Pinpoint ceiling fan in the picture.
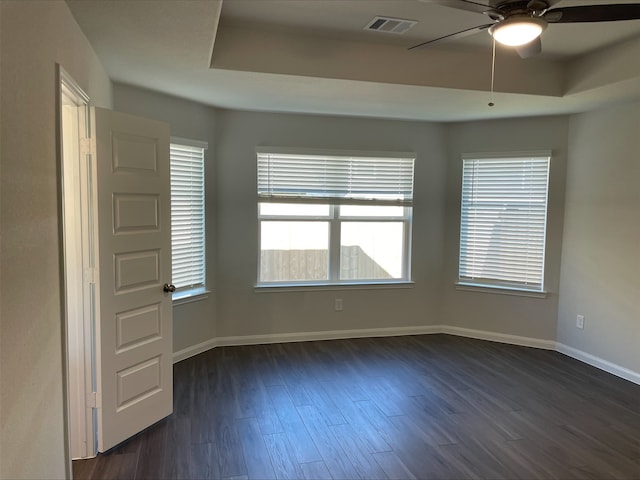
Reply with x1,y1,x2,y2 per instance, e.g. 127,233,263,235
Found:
410,0,640,58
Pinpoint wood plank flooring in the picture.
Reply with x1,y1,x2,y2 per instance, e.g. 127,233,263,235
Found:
73,334,640,479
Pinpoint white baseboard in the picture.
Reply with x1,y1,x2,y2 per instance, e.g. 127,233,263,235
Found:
172,325,439,362
172,325,638,385
214,325,441,348
173,325,440,363
173,337,218,363
556,342,640,385
439,325,557,350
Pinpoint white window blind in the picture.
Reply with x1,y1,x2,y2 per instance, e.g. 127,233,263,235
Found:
257,151,415,205
459,154,550,292
170,140,206,290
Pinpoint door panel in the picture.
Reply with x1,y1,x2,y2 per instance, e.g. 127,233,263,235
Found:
113,194,160,233
94,108,172,452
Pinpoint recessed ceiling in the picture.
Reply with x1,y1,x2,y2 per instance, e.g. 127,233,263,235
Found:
219,0,640,58
67,0,640,121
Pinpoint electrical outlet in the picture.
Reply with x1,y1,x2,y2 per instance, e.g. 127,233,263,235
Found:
335,298,343,311
576,314,585,329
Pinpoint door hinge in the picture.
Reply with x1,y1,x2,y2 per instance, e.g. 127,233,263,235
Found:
86,391,97,409
80,137,92,156
83,268,97,284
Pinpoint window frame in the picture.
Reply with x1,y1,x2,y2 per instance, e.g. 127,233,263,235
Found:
169,137,209,303
456,151,551,296
256,149,415,287
257,203,412,286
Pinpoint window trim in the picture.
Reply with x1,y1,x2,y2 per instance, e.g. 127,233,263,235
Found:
254,280,415,292
457,151,551,294
455,282,547,298
172,286,211,305
169,137,208,300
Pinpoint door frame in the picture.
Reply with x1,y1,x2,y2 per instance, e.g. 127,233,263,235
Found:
57,65,99,463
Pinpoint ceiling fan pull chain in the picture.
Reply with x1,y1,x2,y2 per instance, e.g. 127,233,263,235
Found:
489,38,496,107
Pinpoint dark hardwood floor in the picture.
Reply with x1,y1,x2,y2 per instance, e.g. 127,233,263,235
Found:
73,334,640,479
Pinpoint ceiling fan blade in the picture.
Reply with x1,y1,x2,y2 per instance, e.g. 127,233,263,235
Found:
419,0,496,15
544,4,640,23
408,24,492,51
515,37,542,58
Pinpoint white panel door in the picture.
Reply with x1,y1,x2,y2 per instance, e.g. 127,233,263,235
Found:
94,108,173,452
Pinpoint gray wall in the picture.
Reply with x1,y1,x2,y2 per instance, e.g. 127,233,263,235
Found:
442,116,569,341
213,110,448,338
0,1,112,478
113,84,217,352
557,101,640,373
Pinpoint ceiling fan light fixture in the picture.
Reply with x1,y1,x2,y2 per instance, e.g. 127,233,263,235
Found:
489,16,547,47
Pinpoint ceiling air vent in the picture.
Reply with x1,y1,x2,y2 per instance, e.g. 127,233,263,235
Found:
365,16,417,35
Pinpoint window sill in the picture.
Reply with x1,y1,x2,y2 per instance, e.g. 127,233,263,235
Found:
455,282,547,299
255,281,414,293
172,287,210,306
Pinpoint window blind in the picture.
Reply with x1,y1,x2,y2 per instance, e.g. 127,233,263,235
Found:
170,142,206,290
257,151,415,205
459,154,550,292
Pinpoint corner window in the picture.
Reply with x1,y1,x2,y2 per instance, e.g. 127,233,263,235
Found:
170,138,207,295
257,150,415,286
458,153,551,293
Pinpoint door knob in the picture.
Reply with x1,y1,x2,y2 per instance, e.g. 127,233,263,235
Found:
163,283,176,293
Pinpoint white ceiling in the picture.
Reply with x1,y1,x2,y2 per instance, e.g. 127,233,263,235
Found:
67,0,640,121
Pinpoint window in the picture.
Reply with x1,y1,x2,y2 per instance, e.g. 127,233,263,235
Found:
458,153,551,293
257,150,415,285
170,138,207,294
